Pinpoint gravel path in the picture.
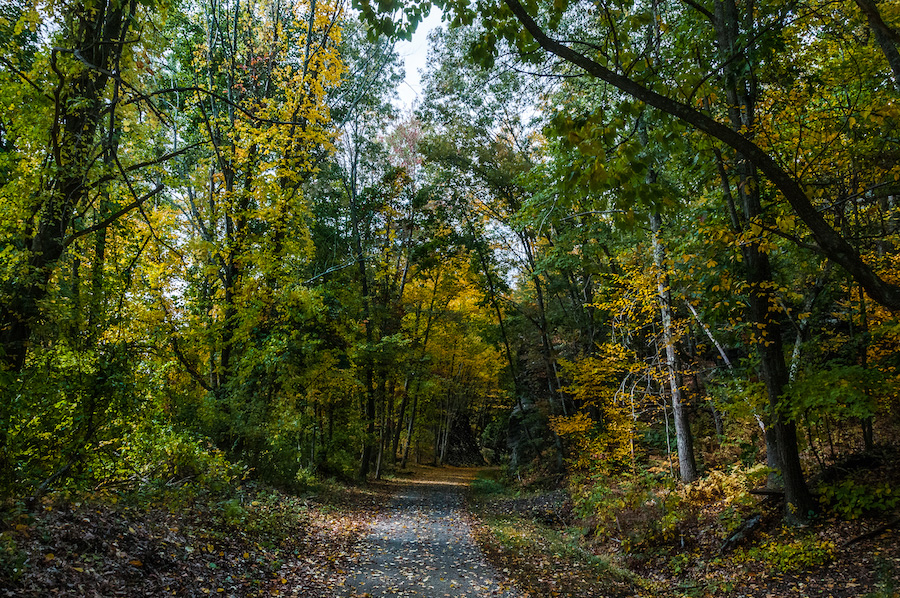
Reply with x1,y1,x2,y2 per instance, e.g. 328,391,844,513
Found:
336,467,520,598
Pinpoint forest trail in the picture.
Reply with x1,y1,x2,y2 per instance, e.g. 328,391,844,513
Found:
337,467,520,598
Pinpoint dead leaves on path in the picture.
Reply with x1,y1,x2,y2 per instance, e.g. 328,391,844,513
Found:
339,467,521,598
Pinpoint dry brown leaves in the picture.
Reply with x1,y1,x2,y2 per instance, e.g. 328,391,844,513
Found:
0,481,397,598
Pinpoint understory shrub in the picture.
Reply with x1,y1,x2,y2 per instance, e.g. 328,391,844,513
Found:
118,421,246,492
572,464,768,552
818,478,899,519
739,535,836,572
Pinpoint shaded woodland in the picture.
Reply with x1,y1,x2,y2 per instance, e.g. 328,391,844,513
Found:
1,0,900,593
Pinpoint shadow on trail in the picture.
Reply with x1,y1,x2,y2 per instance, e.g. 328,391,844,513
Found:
336,467,520,598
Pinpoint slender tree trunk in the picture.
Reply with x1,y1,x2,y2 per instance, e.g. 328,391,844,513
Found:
650,212,698,483
466,219,538,457
400,391,418,469
374,373,389,479
392,377,410,460
440,407,453,465
522,235,566,416
638,108,697,483
345,121,376,481
857,283,875,451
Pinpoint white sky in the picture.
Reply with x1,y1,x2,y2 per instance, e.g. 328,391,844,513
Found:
393,8,443,110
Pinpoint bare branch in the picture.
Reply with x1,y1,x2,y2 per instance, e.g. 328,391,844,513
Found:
63,185,164,247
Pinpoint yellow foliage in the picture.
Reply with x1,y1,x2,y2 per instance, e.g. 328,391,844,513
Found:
552,350,637,474
678,464,768,508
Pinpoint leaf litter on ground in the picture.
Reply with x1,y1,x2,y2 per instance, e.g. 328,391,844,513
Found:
0,479,395,597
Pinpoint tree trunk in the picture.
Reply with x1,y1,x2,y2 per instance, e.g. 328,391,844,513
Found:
400,391,418,469
346,120,376,482
712,0,816,523
856,283,875,452
392,377,410,460
0,0,137,373
650,212,698,483
466,218,538,457
855,0,900,90
0,0,137,480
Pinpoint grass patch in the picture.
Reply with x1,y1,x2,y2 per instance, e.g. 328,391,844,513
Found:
475,512,641,597
471,475,511,497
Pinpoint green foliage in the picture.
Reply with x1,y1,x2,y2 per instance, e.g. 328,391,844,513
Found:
1,0,899,539
220,498,247,526
864,558,900,598
785,364,881,424
707,376,768,432
0,529,26,582
739,536,836,572
470,472,510,497
294,467,318,492
119,422,246,492
818,479,900,520
217,489,311,546
319,435,364,481
570,464,770,553
569,469,680,552
1,340,148,494
667,551,692,576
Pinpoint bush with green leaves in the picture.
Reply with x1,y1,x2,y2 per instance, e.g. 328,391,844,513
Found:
294,467,318,492
818,478,899,520
118,420,246,492
739,535,835,572
784,364,880,426
571,464,771,552
569,469,678,551
0,340,144,495
0,530,26,583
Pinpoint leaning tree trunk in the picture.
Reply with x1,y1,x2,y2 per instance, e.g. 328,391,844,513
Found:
855,0,900,90
501,0,900,311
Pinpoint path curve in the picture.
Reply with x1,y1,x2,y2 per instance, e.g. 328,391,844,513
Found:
337,467,520,598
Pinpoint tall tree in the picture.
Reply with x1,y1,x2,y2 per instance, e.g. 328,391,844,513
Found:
356,0,900,311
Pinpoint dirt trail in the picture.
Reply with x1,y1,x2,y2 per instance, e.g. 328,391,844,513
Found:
336,467,520,598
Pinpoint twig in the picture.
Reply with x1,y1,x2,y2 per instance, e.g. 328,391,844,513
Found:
843,516,900,547
63,185,164,247
749,488,784,497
